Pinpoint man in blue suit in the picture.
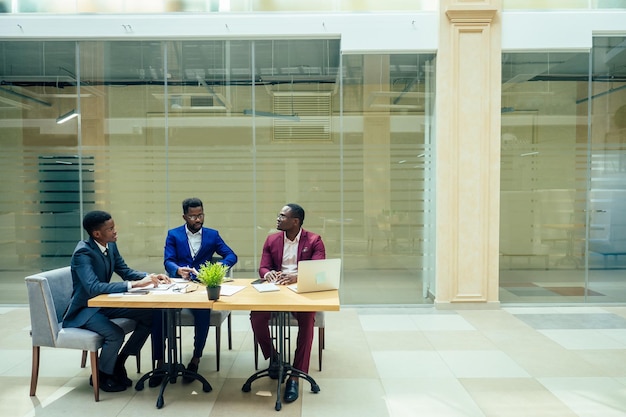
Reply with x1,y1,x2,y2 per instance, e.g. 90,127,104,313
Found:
163,197,237,382
63,210,170,392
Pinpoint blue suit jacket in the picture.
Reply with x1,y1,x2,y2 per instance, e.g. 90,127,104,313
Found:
63,238,147,328
164,225,237,278
259,228,325,278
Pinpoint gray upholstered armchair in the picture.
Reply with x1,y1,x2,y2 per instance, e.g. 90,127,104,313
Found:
25,267,138,401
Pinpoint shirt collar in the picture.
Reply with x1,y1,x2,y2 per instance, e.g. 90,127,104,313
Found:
284,229,302,244
95,241,108,254
186,225,202,237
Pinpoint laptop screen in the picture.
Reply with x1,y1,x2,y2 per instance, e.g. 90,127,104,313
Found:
291,258,341,293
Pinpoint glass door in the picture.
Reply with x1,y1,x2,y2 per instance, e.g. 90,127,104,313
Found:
500,51,590,302
587,36,626,302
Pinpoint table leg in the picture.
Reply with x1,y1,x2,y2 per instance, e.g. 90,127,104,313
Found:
241,311,320,411
135,309,212,408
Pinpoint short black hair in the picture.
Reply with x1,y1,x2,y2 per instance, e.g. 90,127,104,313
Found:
286,203,305,225
82,210,112,237
182,197,203,214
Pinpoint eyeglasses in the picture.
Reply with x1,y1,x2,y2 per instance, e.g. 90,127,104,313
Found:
186,213,205,221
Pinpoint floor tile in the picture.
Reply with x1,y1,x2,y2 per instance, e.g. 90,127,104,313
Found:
538,377,626,417
461,378,579,417
438,351,531,378
372,351,455,378
539,329,626,349
382,377,486,417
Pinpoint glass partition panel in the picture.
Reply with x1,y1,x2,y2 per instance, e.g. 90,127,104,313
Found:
341,53,434,304
588,36,626,301
164,39,255,273
500,51,591,302
252,39,342,268
0,37,435,306
0,40,84,290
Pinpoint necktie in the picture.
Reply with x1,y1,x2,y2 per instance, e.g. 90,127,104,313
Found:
103,248,111,276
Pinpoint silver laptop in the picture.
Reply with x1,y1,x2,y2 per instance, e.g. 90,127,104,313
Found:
288,258,341,293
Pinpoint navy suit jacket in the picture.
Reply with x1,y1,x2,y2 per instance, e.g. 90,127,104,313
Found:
259,228,325,278
63,238,147,328
164,225,237,278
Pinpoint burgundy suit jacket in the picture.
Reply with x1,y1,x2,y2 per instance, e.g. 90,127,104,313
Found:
258,228,326,278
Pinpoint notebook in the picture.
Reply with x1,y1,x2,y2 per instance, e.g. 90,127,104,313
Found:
287,258,341,293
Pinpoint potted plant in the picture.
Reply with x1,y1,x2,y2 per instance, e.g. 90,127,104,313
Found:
196,261,229,300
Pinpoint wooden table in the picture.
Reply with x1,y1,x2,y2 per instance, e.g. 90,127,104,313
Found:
214,279,340,411
90,279,340,411
89,287,214,408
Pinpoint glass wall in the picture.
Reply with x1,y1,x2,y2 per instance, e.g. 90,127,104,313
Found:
0,39,435,305
588,36,626,300
500,50,589,302
500,37,626,303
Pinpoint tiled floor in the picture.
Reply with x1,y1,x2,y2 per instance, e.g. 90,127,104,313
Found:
2,305,626,417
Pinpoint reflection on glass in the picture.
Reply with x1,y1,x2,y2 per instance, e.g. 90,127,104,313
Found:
0,38,434,306
500,42,626,304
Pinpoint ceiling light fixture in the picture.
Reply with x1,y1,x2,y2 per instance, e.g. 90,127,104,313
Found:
0,86,52,107
56,109,78,124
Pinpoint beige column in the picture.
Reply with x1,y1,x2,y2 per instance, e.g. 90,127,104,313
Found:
435,0,502,308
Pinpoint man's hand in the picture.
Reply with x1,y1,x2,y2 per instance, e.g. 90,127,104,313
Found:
276,273,297,285
264,270,282,283
133,273,171,288
177,266,199,280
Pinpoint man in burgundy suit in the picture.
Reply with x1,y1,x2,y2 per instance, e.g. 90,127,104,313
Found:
250,203,325,404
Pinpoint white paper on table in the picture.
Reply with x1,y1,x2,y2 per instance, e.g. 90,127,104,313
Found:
149,283,176,291
219,285,246,296
252,282,279,292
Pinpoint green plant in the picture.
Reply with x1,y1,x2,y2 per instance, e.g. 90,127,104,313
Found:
196,261,229,288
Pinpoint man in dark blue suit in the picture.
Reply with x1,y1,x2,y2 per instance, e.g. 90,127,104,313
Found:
63,210,170,392
163,197,237,382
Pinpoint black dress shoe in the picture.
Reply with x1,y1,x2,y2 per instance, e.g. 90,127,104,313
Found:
268,361,289,380
89,372,127,392
182,361,198,384
114,366,132,387
101,375,128,392
268,362,280,380
283,379,299,403
114,360,132,387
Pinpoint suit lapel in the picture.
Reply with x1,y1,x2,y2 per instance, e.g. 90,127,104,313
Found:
104,246,112,278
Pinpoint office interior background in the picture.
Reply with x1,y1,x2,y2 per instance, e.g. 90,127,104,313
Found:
1,1,626,307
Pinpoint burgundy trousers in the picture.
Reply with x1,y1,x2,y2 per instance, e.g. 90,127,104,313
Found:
250,310,315,373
